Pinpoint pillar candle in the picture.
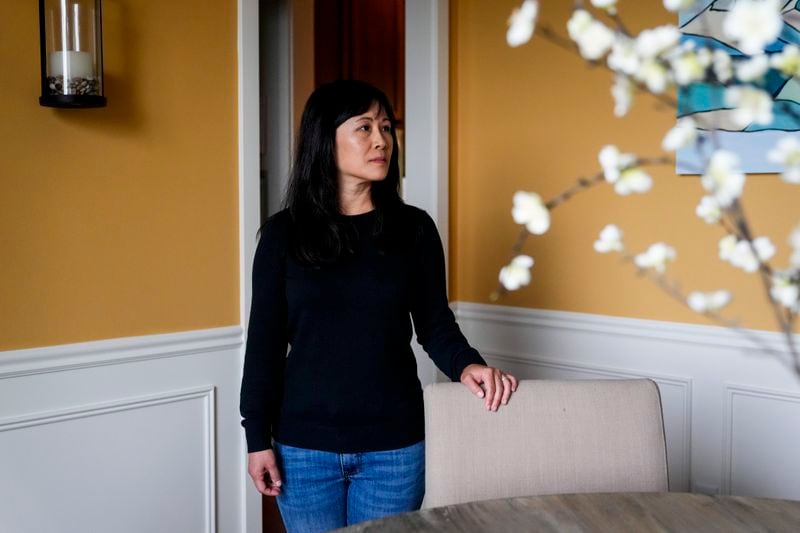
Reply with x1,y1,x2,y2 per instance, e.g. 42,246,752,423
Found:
48,50,93,79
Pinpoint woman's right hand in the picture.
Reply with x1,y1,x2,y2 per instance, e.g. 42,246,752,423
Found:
248,449,283,496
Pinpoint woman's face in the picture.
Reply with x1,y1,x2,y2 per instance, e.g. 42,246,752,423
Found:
334,101,394,186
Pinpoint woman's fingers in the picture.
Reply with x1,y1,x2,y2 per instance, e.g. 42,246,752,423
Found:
483,370,496,410
461,373,485,399
249,450,282,496
265,462,283,496
501,378,512,405
249,464,270,495
263,483,281,496
263,453,282,496
252,472,268,495
266,464,282,487
460,366,518,410
491,372,504,411
501,373,518,404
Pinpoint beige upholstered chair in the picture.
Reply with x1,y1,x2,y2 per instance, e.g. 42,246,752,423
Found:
422,379,668,508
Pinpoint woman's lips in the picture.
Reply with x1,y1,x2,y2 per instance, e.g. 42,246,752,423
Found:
369,158,387,164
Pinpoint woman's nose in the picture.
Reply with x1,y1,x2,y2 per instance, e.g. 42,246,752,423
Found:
372,128,388,148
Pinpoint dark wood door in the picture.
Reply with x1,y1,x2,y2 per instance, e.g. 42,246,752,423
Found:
263,494,286,533
314,0,405,124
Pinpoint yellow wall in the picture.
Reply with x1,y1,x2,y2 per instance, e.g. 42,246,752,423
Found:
450,0,799,333
0,1,239,350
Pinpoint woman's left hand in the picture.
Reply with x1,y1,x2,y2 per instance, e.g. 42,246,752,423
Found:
460,364,518,411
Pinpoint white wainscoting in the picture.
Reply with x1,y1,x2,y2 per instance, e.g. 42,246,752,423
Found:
452,302,800,499
722,384,800,499
0,327,245,533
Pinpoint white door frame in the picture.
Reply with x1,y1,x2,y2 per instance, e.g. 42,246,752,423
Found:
404,0,450,264
237,1,261,531
237,1,450,529
404,0,451,388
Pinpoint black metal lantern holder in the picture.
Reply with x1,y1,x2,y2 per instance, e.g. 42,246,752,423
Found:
39,0,106,108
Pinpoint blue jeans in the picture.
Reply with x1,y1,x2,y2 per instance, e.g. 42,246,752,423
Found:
273,440,425,532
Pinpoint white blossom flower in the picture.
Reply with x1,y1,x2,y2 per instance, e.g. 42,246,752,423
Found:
635,58,672,93
723,0,783,56
790,223,800,251
729,241,760,272
598,145,653,195
727,236,776,273
567,9,592,40
599,145,632,181
607,37,639,75
735,54,769,82
663,0,696,12
635,25,681,59
687,290,732,314
702,150,746,207
770,44,800,77
770,271,799,311
635,242,677,273
712,49,734,83
789,224,800,267
719,234,738,261
754,236,775,262
612,74,634,117
671,48,712,86
512,191,551,235
594,224,624,253
579,25,616,61
590,0,617,13
507,0,539,47
615,167,653,195
662,117,698,151
696,195,722,224
724,86,774,127
499,255,535,290
767,136,800,184
567,10,616,61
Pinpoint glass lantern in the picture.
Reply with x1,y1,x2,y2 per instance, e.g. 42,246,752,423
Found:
39,0,106,108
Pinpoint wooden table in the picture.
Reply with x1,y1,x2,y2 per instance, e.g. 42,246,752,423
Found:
335,492,800,532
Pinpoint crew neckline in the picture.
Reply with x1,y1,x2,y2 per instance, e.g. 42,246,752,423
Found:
339,209,376,218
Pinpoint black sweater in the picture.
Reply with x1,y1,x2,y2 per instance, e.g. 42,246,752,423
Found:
239,204,486,453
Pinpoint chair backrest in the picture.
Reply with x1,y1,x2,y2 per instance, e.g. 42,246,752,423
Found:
422,379,668,508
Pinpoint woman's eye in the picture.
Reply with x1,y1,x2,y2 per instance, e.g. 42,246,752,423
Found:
382,125,392,132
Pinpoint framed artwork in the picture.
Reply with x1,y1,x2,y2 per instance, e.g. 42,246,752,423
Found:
677,1,800,174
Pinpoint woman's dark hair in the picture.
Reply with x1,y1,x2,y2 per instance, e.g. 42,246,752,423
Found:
279,79,406,267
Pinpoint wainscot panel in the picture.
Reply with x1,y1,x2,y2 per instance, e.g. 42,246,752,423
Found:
0,327,245,533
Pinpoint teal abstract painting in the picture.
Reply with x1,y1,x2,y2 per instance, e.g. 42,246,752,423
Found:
678,1,800,174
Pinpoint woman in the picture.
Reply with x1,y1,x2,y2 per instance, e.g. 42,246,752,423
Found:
240,79,517,532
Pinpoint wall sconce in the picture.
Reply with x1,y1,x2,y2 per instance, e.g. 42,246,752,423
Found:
39,0,106,108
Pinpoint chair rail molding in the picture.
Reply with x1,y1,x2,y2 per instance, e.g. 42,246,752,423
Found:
454,302,800,356
0,326,243,380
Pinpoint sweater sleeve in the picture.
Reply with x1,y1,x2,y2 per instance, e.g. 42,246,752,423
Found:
410,210,487,381
239,215,289,453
